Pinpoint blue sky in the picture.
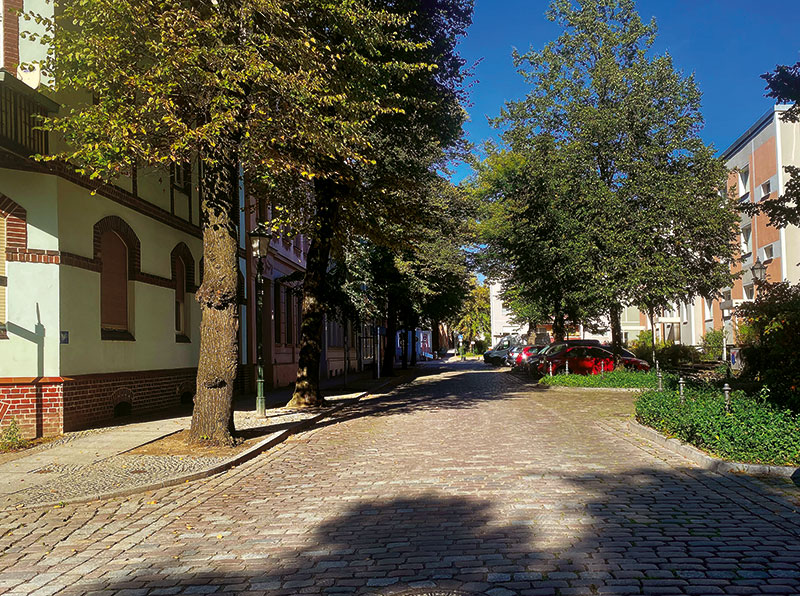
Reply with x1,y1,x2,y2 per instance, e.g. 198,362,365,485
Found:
453,0,800,182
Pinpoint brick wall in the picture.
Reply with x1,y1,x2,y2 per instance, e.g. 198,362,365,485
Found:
0,380,64,439
62,368,198,431
0,365,258,438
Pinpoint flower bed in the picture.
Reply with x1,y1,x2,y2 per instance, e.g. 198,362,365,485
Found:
635,388,800,466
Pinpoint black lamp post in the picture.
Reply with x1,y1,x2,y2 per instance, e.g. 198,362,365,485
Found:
249,222,272,416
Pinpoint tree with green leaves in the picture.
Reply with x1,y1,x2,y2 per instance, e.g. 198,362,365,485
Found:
277,0,473,406
449,278,490,348
494,0,738,355
36,0,463,443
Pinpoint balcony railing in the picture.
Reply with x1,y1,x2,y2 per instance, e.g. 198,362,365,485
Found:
0,70,58,158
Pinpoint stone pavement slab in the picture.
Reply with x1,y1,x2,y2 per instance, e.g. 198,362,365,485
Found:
0,360,798,596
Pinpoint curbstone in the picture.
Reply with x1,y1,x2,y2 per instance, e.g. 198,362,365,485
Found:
625,418,800,481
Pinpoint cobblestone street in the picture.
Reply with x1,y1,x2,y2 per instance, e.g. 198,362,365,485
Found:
1,361,799,596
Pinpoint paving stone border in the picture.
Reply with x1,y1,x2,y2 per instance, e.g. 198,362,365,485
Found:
626,418,800,482
535,382,644,393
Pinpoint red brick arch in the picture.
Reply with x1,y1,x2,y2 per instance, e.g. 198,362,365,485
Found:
0,193,27,254
93,216,141,278
170,242,196,293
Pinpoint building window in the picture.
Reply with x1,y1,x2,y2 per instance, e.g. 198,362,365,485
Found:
100,230,131,338
763,244,774,261
274,282,282,345
704,299,713,321
285,290,293,345
759,180,771,200
174,256,189,340
297,296,302,345
741,225,752,256
0,215,7,337
744,284,755,301
738,167,750,198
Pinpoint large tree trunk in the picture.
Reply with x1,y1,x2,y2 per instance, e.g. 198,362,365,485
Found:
609,303,623,362
288,179,340,407
552,300,566,341
410,320,417,366
189,160,239,446
382,294,397,376
431,320,440,357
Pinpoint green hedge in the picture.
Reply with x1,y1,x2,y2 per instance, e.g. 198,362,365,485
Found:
540,369,674,389
636,388,800,466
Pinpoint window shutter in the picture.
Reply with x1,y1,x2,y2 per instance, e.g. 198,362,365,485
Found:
100,231,128,330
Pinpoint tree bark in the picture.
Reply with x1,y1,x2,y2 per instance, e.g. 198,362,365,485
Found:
382,294,397,376
410,321,417,366
609,303,623,363
288,179,340,407
552,300,566,341
189,160,239,446
431,320,440,357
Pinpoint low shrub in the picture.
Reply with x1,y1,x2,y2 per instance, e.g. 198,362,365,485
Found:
701,329,724,361
635,387,800,466
0,419,28,452
540,369,676,389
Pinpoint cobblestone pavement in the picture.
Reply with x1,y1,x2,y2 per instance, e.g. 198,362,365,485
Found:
1,361,799,596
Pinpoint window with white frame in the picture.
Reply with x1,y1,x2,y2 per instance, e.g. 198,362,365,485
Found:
704,299,713,320
763,244,774,261
744,284,755,300
741,225,752,255
759,180,771,200
738,166,750,198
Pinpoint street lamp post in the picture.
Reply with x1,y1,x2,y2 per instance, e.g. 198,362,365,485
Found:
250,222,272,417
751,256,767,284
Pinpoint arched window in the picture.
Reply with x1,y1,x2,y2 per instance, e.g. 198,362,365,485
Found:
100,230,129,334
175,255,187,337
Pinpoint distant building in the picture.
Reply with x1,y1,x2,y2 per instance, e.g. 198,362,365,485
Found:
489,282,525,342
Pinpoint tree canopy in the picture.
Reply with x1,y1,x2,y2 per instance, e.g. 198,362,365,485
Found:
474,0,738,350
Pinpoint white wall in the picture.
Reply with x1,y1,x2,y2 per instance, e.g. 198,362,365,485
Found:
0,169,60,377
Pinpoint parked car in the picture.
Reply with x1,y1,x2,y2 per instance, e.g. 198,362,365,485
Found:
537,345,650,376
524,339,601,376
510,345,544,369
483,335,524,366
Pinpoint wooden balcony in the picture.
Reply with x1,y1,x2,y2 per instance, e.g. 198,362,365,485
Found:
0,69,58,158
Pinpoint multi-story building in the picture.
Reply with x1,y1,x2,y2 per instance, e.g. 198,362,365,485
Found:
623,105,800,349
0,2,367,439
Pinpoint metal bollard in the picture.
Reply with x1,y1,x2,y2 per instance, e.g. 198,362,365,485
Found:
657,370,663,391
601,361,604,375
549,361,553,377
679,377,685,404
655,360,660,373
723,383,731,413
565,360,569,374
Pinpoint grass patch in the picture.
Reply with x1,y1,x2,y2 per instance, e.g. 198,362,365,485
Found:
636,387,800,466
540,369,674,389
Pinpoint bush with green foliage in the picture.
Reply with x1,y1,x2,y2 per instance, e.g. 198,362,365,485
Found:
701,329,724,361
541,369,677,389
0,419,28,451
636,387,800,466
736,281,800,410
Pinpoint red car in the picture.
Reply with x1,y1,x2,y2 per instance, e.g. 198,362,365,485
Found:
538,346,650,375
511,345,543,369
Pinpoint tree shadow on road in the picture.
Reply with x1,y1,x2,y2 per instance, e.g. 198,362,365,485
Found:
70,464,800,595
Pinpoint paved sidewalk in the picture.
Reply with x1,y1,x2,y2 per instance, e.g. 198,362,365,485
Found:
0,364,429,510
